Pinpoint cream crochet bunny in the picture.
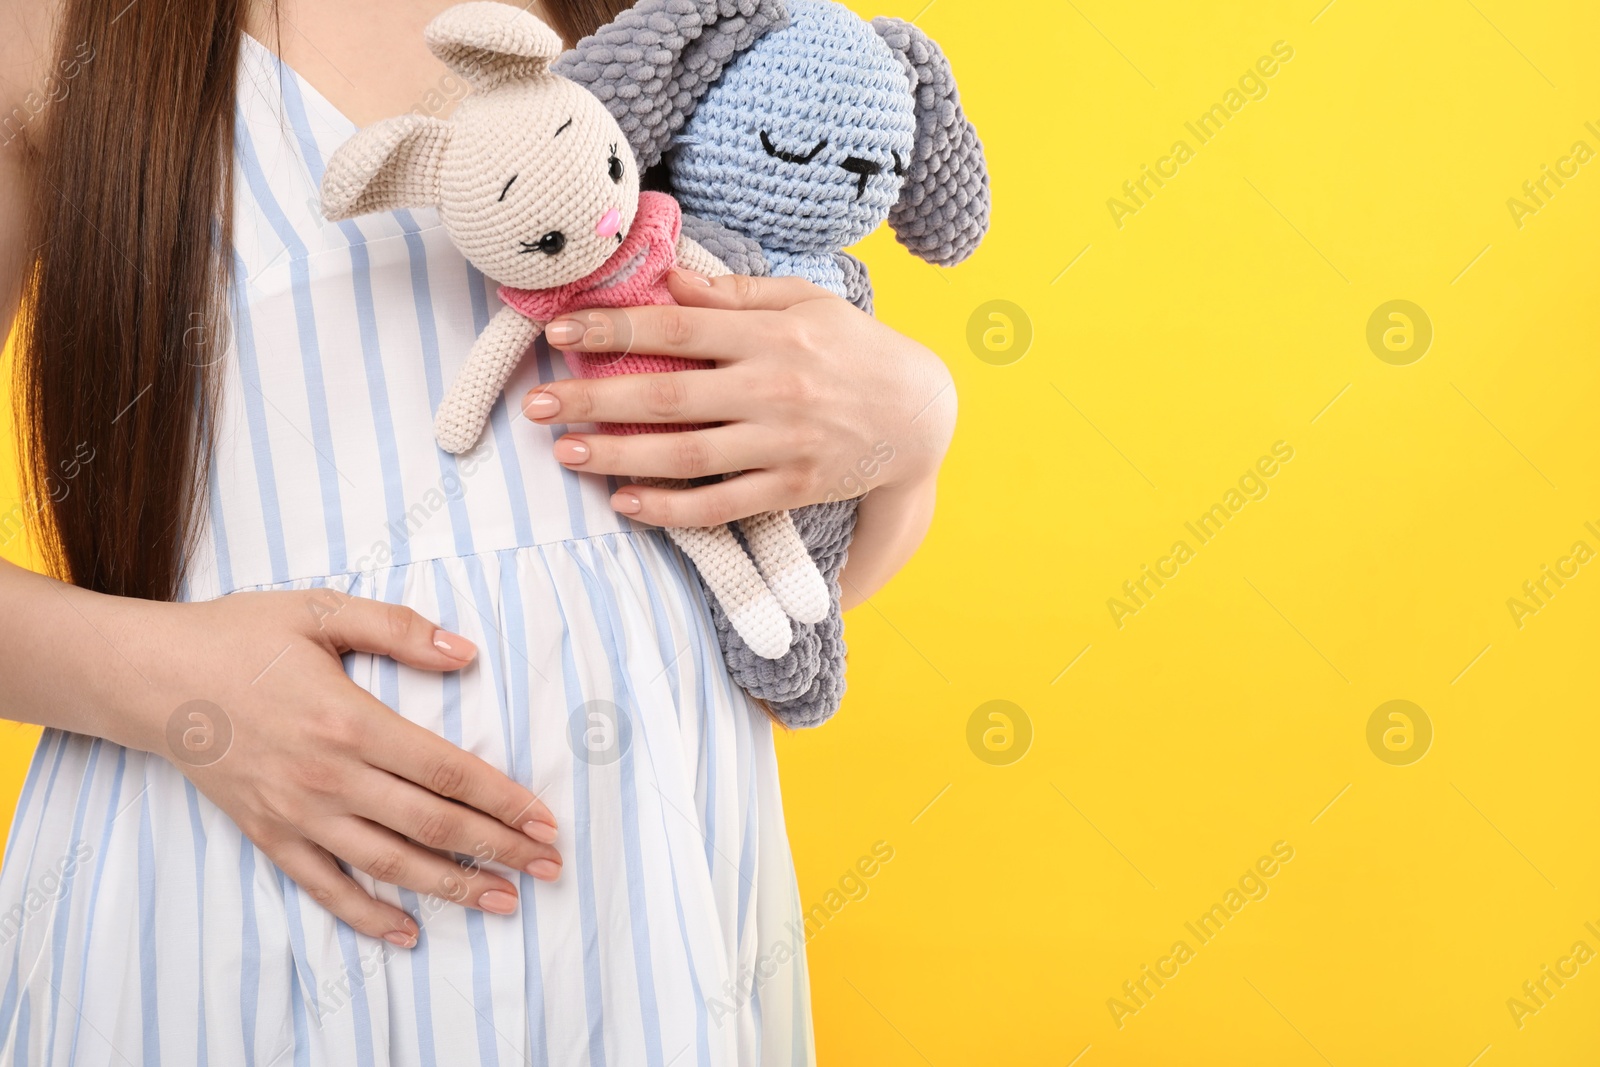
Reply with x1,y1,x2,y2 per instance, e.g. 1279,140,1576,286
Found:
319,2,827,659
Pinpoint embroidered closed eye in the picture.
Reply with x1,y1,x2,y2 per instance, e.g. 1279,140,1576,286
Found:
838,151,908,201
760,131,828,165
839,157,882,200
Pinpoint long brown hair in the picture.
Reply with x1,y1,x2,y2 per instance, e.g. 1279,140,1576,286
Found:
13,0,631,599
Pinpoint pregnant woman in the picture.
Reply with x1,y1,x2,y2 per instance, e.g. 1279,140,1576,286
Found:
0,0,956,1063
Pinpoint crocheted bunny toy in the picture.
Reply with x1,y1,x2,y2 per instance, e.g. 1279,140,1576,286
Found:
319,2,828,660
558,0,989,726
674,0,989,298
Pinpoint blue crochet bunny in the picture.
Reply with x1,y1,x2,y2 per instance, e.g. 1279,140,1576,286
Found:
674,0,989,304
556,0,989,726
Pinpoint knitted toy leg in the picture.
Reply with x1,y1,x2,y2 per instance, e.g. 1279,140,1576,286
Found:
632,476,793,658
738,510,830,624
702,497,859,727
665,523,793,659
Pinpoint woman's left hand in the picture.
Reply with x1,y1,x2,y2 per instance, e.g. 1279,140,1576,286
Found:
520,269,956,527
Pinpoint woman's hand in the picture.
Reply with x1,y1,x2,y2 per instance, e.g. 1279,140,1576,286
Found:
522,271,957,528
100,587,562,947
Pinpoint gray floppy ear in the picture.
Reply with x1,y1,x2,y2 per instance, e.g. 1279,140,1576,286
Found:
321,114,451,220
552,0,789,170
425,1,564,91
871,17,990,266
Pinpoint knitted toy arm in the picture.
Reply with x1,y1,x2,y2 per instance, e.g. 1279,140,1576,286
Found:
835,252,874,314
435,305,541,454
674,232,732,279
678,214,772,279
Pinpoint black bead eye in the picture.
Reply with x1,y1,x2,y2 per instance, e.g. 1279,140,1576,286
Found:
520,231,566,256
608,151,624,183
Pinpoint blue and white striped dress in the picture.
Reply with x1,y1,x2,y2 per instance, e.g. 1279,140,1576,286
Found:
0,37,813,1067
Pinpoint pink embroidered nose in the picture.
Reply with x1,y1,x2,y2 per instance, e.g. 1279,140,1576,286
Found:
595,209,622,238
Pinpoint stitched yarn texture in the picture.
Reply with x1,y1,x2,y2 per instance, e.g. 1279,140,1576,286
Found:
709,492,861,727
558,0,991,726
679,211,774,277
434,80,644,293
667,223,864,729
551,0,790,172
499,191,713,435
671,0,917,287
323,4,831,662
668,4,988,726
871,16,991,266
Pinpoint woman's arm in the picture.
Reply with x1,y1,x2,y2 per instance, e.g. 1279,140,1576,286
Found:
520,270,958,608
2,4,567,944
833,470,940,611
0,558,568,943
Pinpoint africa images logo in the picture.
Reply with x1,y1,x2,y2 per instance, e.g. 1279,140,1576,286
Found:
1106,442,1295,629
1105,41,1296,230
1106,841,1296,1029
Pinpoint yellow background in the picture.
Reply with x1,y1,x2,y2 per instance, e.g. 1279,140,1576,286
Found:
7,0,1600,1062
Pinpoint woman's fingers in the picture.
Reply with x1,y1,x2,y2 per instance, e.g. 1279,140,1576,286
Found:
313,815,525,915
294,595,554,839
365,713,558,839
553,425,764,481
611,470,793,528
666,269,834,312
543,302,782,365
304,591,478,669
523,366,740,428
352,771,563,883
262,833,420,946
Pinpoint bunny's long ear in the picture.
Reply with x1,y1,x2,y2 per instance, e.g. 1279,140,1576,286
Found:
321,114,451,220
871,18,990,266
425,1,564,91
552,0,789,170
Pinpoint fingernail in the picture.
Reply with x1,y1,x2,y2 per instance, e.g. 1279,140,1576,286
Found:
479,889,519,915
671,267,712,287
611,492,642,515
384,929,417,948
553,438,589,465
523,391,560,420
432,629,475,660
523,820,559,843
545,320,582,345
526,858,562,881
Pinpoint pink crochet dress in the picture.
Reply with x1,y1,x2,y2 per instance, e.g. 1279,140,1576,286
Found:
498,191,710,435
